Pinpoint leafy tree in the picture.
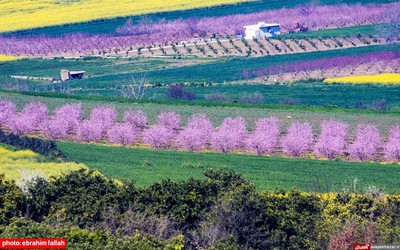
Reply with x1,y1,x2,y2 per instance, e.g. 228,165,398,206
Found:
43,169,136,228
166,85,196,101
0,175,26,225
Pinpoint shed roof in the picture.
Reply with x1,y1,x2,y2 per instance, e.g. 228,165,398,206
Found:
69,71,85,74
244,22,280,29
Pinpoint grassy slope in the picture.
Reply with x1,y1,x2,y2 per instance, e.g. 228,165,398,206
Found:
0,57,218,79
57,141,400,193
186,82,400,111
3,0,393,37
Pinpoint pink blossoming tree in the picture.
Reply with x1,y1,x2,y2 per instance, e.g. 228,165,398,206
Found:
384,126,400,162
123,110,147,129
282,122,313,157
157,112,181,130
107,123,137,146
246,117,280,155
143,125,174,149
178,114,214,151
0,100,16,125
314,120,348,160
211,117,247,153
348,124,381,161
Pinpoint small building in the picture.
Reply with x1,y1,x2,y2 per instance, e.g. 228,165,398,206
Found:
243,22,281,39
60,69,85,81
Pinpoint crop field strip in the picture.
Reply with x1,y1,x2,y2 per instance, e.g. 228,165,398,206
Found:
0,144,87,185
324,74,400,84
57,141,400,193
0,0,252,33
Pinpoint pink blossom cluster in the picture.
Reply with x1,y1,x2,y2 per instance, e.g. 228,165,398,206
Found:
314,120,348,160
282,122,313,157
1,100,400,162
246,117,279,155
384,126,400,162
178,114,214,151
349,124,381,161
211,116,247,153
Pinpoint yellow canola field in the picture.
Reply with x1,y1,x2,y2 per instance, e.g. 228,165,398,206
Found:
0,0,251,33
0,55,20,61
324,74,400,85
0,147,87,185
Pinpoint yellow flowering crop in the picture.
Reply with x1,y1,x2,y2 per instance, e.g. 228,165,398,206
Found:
0,0,251,33
324,74,400,85
0,55,20,61
0,147,87,185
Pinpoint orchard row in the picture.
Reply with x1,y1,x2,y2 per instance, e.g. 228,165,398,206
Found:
1,100,399,162
245,51,400,81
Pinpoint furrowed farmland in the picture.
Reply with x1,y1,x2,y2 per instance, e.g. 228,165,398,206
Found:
1,0,400,249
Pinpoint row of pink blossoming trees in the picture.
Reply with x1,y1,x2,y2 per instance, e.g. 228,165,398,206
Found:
1,100,399,163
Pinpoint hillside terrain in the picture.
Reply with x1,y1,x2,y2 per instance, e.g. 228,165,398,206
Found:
1,0,400,248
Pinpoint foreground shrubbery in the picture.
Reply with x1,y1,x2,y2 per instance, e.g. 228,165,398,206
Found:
0,169,400,249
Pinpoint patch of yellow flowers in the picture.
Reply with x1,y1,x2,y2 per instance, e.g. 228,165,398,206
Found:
0,0,251,33
0,147,87,185
324,74,400,85
0,55,23,62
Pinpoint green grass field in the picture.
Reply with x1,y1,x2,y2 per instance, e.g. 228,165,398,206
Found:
57,141,400,193
182,81,400,111
71,82,400,111
2,0,391,37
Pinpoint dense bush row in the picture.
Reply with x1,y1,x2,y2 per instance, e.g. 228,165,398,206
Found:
1,100,400,162
0,129,64,159
1,169,400,249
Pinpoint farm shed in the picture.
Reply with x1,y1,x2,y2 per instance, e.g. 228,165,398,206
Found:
60,69,85,81
243,22,281,39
